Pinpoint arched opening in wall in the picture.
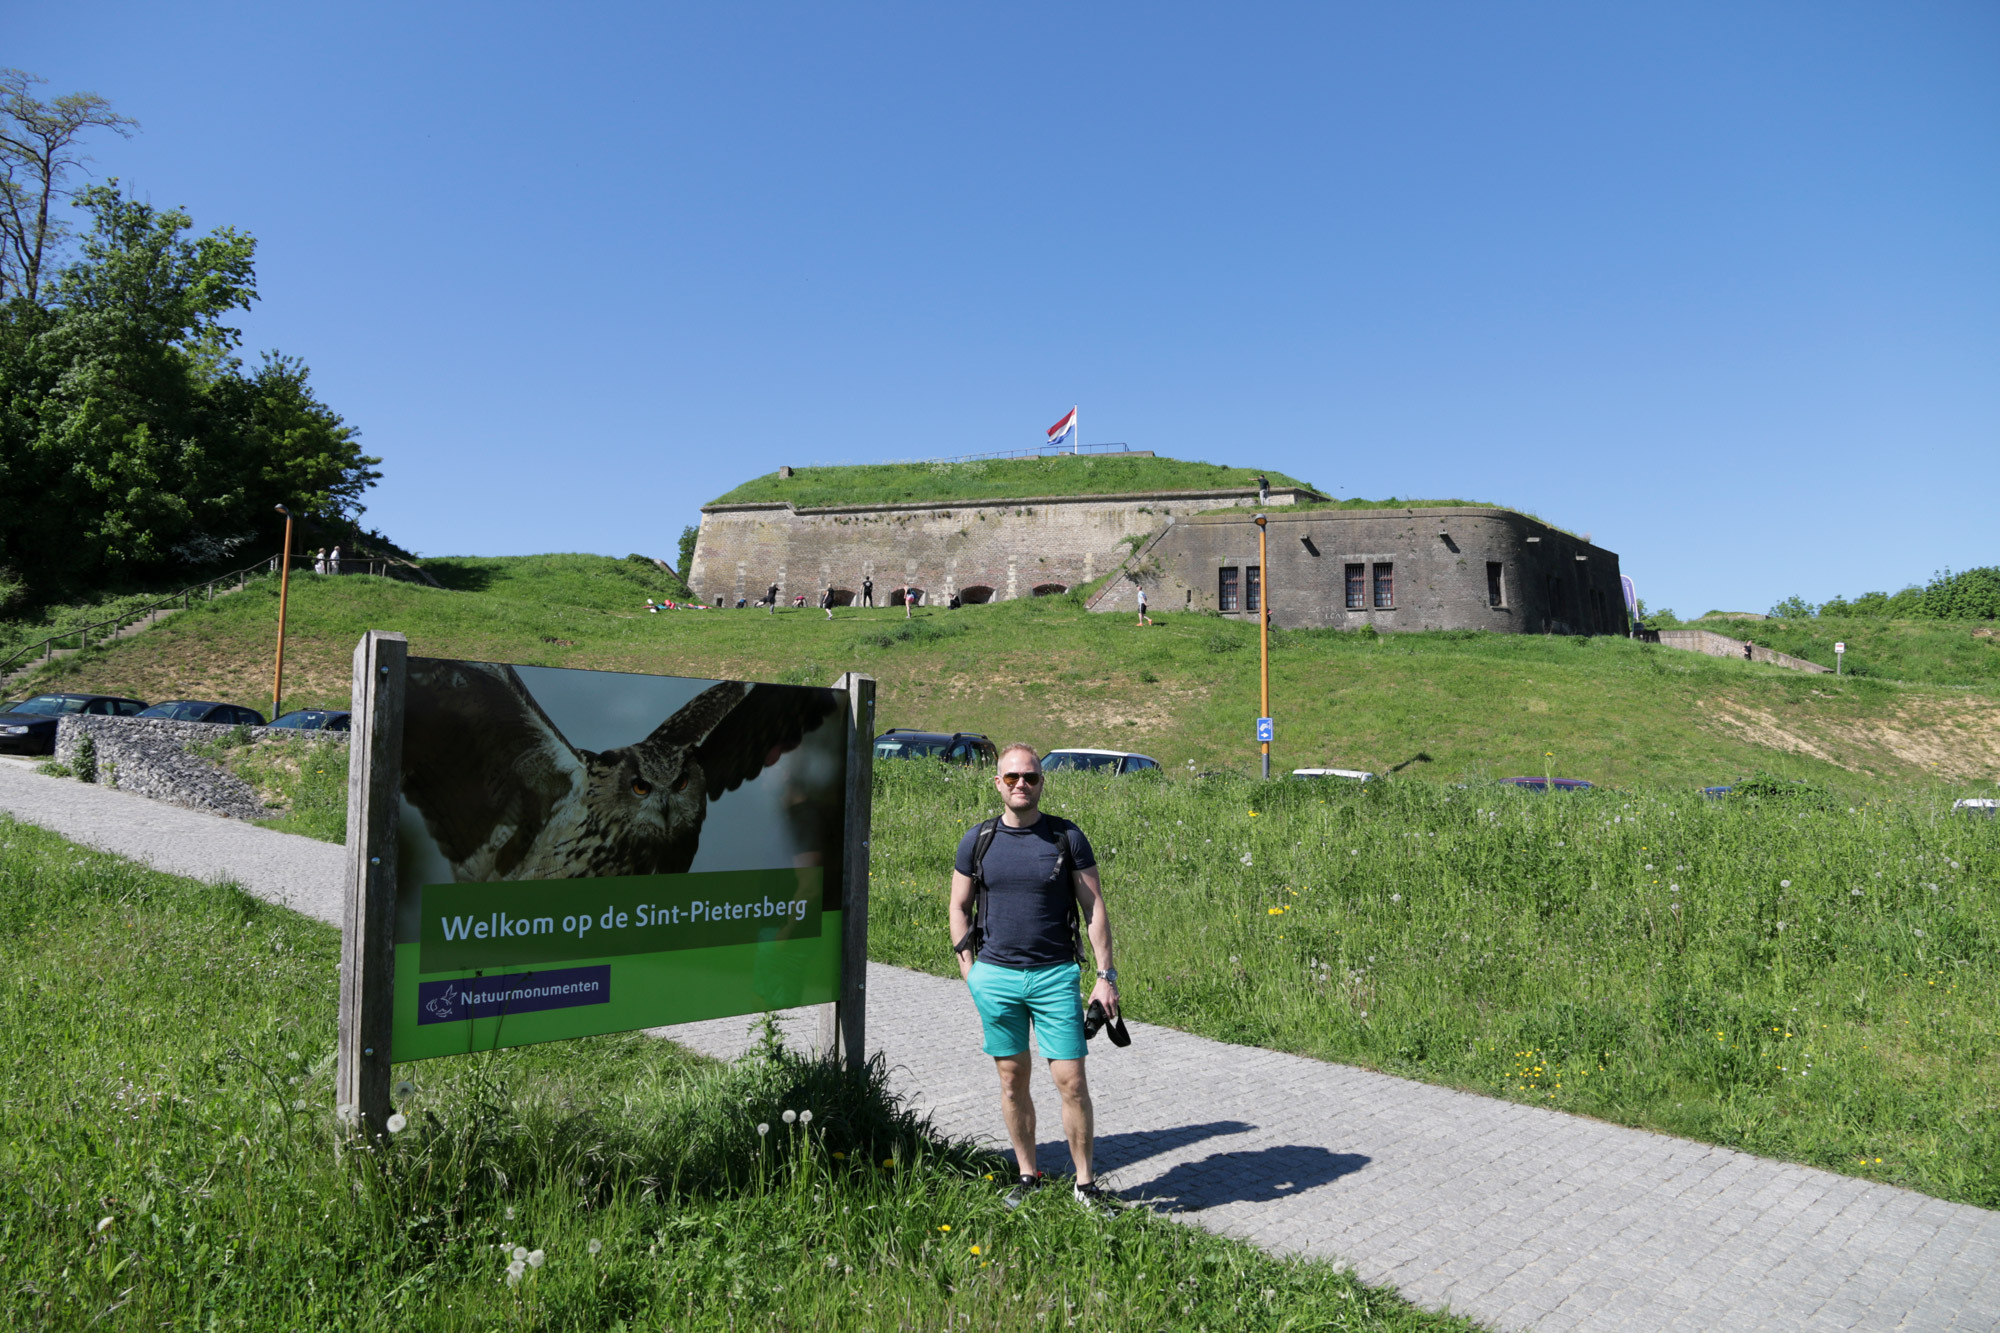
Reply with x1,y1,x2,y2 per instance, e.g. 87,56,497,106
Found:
888,587,925,606
825,588,855,607
958,585,995,604
1031,583,1068,597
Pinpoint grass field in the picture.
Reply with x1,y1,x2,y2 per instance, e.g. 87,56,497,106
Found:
1705,615,2000,690
709,456,1319,508
869,767,2000,1208
10,555,1998,793
0,816,1471,1332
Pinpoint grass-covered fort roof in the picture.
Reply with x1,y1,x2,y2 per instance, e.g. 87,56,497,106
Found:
706,455,1319,509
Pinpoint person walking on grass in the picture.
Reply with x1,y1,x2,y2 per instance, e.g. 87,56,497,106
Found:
904,587,914,619
862,575,874,608
820,585,834,620
767,582,780,614
1135,584,1151,627
949,744,1119,1211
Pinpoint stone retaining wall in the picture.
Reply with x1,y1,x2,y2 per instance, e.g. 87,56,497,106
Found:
54,715,348,821
1654,629,1832,673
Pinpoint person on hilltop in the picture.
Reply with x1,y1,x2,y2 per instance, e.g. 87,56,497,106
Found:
820,586,834,620
1135,584,1151,627
949,744,1120,1211
313,547,328,575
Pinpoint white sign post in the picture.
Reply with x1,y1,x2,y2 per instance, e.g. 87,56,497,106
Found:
1835,642,1846,677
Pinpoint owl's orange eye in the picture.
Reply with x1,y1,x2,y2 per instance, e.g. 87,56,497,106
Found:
631,779,653,797
673,775,689,792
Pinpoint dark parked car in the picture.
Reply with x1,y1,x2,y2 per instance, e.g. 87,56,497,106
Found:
1499,776,1594,792
872,729,998,764
136,700,267,726
1042,748,1162,775
268,709,351,732
0,692,149,755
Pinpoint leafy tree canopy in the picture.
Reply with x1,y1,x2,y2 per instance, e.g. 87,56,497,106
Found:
0,183,380,601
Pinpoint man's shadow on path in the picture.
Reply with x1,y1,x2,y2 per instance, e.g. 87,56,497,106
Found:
1135,1146,1371,1213
1033,1120,1370,1210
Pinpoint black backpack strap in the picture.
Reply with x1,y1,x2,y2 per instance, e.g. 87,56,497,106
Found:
954,817,1002,957
1046,817,1085,968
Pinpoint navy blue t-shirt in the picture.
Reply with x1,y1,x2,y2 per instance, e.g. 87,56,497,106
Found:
955,815,1098,969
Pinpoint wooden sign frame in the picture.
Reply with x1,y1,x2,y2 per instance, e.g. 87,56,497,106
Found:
334,630,873,1140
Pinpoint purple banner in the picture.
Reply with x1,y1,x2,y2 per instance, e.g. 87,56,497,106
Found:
418,966,611,1025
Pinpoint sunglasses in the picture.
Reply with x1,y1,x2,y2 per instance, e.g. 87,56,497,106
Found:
1000,771,1043,788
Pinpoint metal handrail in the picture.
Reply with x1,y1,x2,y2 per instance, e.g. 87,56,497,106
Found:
0,551,283,676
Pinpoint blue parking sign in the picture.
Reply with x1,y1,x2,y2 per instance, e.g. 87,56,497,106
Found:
1255,717,1274,742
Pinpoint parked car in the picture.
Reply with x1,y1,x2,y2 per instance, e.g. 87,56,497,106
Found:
1953,798,1997,819
1041,748,1162,775
1292,767,1377,783
0,692,149,755
1700,785,1735,799
1499,776,1593,792
268,709,352,732
136,700,267,726
872,729,998,764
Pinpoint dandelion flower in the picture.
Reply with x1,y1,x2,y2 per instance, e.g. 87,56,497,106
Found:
1780,879,1791,888
527,1249,545,1268
783,1109,798,1124
506,1206,516,1221
588,1239,603,1255
970,1244,982,1255
800,1109,813,1124
386,1112,408,1134
1240,853,1253,866
939,1224,952,1232
758,1122,770,1136
506,1262,524,1287
513,1246,529,1262
882,1158,896,1168
1390,893,1402,903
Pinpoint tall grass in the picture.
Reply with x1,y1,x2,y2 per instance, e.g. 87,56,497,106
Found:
0,816,1470,1330
869,764,2000,1206
709,456,1318,509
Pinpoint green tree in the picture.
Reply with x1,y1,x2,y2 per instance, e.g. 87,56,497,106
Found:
677,523,700,577
1768,595,1817,620
1920,567,2000,621
0,184,378,596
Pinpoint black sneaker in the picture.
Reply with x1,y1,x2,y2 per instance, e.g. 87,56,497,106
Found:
1002,1173,1042,1209
1072,1180,1114,1212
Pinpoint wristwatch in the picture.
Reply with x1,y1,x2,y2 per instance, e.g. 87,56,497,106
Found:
1096,968,1118,982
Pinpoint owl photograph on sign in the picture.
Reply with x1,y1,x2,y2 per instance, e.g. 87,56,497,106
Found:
396,659,847,892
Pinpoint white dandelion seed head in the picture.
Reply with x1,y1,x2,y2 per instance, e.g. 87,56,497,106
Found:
783,1109,797,1124
1670,884,1680,893
1913,929,1924,938
1780,879,1791,888
385,1112,408,1134
588,1238,603,1255
527,1249,545,1268
1390,893,1402,903
800,1109,813,1124
335,1102,358,1126
1240,853,1253,866
757,1123,770,1136
96,1216,115,1233
505,1206,516,1221
393,1080,415,1099
1851,888,1863,897
513,1246,529,1262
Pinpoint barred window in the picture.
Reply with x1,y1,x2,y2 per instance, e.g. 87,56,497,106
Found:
1373,563,1394,609
1487,562,1504,607
1345,564,1365,610
1245,565,1261,613
1218,566,1240,612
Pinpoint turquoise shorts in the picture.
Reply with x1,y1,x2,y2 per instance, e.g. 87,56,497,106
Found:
967,960,1087,1062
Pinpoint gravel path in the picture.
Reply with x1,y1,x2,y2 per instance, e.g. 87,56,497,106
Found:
4,760,1996,1332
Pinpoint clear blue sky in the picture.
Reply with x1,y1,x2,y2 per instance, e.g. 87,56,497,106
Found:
15,2,1997,616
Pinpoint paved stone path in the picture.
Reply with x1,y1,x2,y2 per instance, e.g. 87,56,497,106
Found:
4,761,1997,1332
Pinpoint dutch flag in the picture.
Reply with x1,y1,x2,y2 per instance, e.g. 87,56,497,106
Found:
1047,406,1078,447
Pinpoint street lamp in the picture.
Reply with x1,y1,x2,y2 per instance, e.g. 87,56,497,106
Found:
273,504,294,720
1255,513,1271,779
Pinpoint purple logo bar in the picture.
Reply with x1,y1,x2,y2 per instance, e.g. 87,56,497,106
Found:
418,966,611,1025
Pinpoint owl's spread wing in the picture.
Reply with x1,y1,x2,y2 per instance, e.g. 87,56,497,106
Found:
637,681,841,799
403,660,580,877
692,684,842,798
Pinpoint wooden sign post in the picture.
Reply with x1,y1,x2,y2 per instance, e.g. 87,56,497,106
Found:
336,630,406,1140
821,672,874,1074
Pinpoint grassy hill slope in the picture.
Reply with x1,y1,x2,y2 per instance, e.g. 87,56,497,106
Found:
15,554,1998,793
1692,615,2000,690
709,455,1318,508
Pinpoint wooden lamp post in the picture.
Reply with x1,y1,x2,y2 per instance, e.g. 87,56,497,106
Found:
272,504,294,720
